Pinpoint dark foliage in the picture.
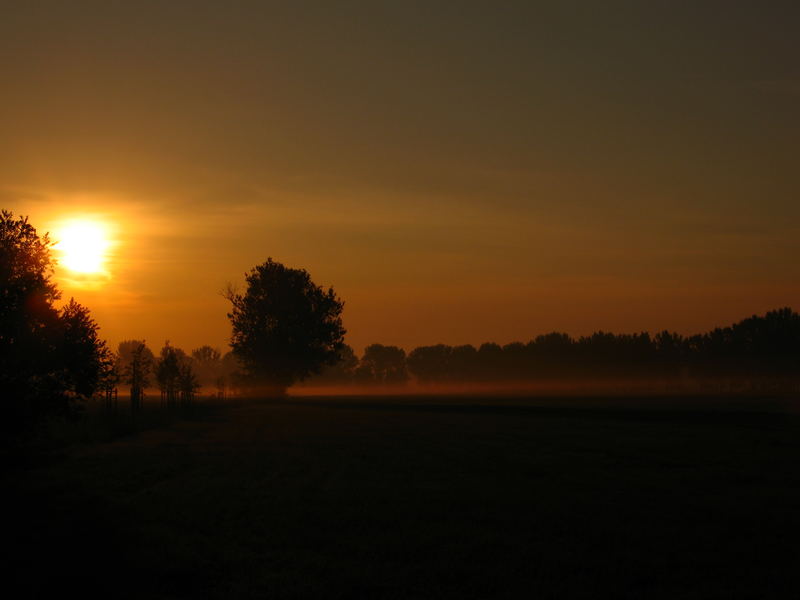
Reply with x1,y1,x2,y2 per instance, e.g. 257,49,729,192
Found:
157,342,199,406
356,344,409,384
117,339,155,410
1,210,111,434
191,345,221,386
226,258,346,392
404,308,800,390
59,299,112,397
311,343,359,385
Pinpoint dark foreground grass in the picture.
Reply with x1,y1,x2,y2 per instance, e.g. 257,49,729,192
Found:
6,394,800,599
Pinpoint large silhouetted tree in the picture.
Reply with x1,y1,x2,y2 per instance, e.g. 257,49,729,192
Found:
225,258,346,393
1,210,111,433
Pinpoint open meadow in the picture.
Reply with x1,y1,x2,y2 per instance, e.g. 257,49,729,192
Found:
7,394,800,599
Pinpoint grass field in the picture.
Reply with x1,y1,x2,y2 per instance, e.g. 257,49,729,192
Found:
6,394,800,599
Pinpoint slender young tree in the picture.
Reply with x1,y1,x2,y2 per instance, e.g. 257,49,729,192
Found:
118,341,154,412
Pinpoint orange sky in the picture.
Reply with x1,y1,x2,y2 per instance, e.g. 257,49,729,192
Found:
3,2,799,355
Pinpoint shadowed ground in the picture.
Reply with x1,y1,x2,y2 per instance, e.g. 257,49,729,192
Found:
6,395,800,599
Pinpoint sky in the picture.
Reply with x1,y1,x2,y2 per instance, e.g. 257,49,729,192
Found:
2,1,799,355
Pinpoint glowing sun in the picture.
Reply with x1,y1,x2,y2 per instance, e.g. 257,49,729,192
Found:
54,219,112,274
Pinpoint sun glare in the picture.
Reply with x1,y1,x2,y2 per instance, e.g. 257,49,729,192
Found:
54,219,112,275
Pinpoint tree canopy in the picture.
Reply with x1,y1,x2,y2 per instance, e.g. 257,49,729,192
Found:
356,344,408,384
116,339,154,410
1,210,110,432
156,341,199,406
226,258,346,392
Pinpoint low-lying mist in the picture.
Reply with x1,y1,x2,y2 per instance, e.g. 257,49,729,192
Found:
293,377,800,399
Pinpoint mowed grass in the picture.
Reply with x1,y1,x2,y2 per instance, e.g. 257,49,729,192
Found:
6,394,800,599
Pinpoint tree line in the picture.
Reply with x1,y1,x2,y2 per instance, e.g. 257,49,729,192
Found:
112,340,240,407
4,208,800,441
311,308,800,390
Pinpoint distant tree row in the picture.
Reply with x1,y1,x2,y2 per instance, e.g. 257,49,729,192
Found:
220,258,799,393
311,308,800,390
113,341,241,405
